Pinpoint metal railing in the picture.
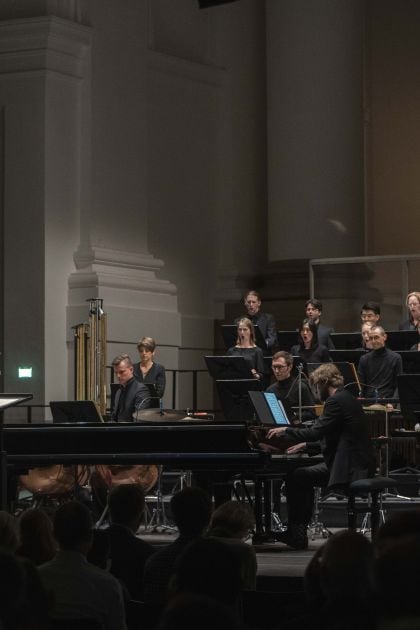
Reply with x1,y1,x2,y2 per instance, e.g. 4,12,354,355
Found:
309,253,420,318
5,368,211,424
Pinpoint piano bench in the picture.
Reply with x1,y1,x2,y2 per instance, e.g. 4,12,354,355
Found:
347,476,397,537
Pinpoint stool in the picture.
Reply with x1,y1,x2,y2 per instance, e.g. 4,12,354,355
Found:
347,476,397,536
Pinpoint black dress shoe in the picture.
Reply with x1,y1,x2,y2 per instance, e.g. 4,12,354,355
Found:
274,525,308,550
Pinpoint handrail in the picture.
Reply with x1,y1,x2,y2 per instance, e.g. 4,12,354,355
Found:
6,368,211,424
309,253,420,317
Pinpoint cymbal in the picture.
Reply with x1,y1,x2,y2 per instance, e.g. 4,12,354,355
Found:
133,409,190,422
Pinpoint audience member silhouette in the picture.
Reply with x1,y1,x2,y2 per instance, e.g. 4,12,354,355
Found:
373,508,420,556
106,483,155,600
0,510,19,552
206,501,257,590
143,486,212,606
0,550,50,630
169,537,243,614
158,593,239,630
375,536,420,624
283,530,376,630
17,508,56,566
38,500,127,630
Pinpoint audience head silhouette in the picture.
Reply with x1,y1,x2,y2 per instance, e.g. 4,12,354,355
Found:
108,483,146,532
170,487,212,537
53,500,93,553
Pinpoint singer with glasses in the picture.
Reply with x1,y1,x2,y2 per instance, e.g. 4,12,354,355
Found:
111,353,151,421
266,351,316,422
133,337,166,406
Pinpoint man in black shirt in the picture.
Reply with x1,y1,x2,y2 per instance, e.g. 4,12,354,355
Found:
266,351,315,422
111,353,150,421
305,298,334,349
357,326,402,400
242,290,277,351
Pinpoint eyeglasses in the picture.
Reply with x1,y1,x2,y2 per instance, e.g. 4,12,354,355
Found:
272,364,288,370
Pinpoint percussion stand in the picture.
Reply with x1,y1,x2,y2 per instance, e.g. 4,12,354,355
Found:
144,467,177,534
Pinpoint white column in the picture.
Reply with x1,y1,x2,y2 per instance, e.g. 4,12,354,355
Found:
0,16,91,409
266,0,365,261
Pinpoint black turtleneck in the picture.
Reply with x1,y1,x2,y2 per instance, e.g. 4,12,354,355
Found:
357,346,403,399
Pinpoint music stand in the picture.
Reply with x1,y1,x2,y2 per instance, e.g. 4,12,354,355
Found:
204,356,254,380
0,393,33,509
386,330,418,351
277,331,299,351
50,400,104,423
329,349,366,369
397,375,420,426
396,351,420,374
248,391,290,426
330,332,361,350
307,361,360,397
220,324,268,351
216,379,262,422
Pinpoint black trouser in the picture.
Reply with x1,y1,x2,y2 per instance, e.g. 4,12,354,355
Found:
284,462,330,526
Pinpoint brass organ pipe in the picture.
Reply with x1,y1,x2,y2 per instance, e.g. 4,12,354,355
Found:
73,300,107,415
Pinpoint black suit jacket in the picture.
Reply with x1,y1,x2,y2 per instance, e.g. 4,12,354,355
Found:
285,388,374,487
247,311,277,350
111,377,150,421
317,323,335,349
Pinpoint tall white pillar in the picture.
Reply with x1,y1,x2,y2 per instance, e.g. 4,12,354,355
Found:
0,15,91,408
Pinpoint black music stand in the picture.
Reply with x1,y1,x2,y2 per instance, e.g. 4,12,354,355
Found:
396,351,420,374
386,330,418,351
307,361,360,397
397,375,420,425
330,332,362,350
50,400,104,423
329,349,366,369
216,379,262,422
220,324,268,351
204,355,254,380
0,393,33,509
277,331,299,351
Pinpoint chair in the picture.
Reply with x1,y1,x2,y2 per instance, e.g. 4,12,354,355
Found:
347,476,397,536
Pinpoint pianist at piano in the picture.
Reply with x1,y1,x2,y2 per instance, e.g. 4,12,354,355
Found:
266,363,374,550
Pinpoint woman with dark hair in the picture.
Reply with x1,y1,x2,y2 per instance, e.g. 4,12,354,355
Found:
133,336,166,400
227,318,264,381
290,319,331,364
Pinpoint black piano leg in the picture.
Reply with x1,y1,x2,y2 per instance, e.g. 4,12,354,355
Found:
253,477,275,544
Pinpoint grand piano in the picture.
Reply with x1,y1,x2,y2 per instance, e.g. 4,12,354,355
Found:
3,420,269,471
3,419,321,542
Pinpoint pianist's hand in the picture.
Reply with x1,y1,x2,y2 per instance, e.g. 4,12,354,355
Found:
266,426,288,439
286,442,306,455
